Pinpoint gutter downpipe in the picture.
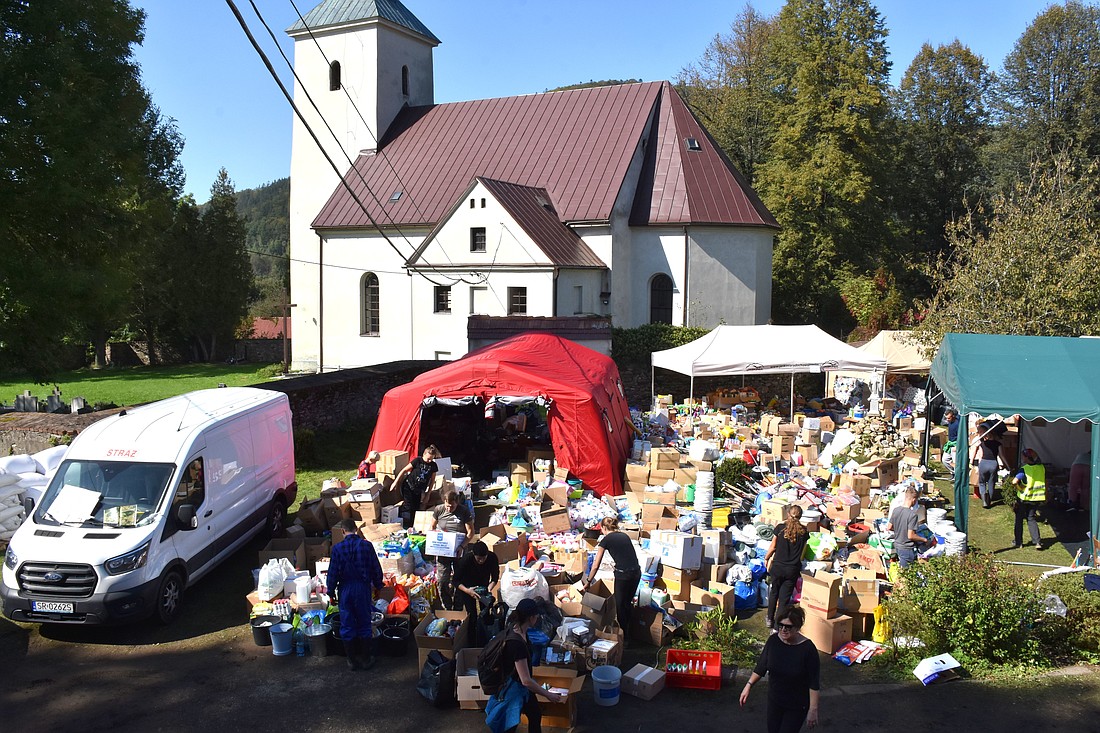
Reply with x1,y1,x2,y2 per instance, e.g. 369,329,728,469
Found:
318,234,324,374
683,226,690,327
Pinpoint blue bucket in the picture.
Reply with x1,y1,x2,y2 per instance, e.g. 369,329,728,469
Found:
269,622,294,656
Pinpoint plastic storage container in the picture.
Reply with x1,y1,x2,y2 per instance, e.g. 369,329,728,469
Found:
591,665,621,706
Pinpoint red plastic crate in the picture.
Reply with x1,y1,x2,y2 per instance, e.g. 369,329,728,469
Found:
665,649,722,690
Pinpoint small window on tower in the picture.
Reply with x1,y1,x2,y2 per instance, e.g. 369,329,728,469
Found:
329,60,341,91
402,65,410,97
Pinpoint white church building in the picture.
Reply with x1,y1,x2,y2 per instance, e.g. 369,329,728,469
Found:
287,0,778,372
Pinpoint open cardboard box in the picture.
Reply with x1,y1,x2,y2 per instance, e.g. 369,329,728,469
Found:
455,647,489,709
414,609,469,660
526,667,586,730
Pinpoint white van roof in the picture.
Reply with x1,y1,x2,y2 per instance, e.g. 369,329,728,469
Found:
64,387,287,465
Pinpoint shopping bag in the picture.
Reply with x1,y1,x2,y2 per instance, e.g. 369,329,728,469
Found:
416,649,456,707
387,584,410,615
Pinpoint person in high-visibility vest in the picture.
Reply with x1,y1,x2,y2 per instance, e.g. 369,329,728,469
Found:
1012,448,1047,550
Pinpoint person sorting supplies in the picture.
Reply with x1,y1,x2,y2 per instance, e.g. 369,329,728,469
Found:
327,519,384,670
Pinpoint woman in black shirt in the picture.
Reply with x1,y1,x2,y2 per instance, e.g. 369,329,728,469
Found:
763,505,809,629
393,445,439,529
740,605,820,732
583,516,641,631
484,598,564,733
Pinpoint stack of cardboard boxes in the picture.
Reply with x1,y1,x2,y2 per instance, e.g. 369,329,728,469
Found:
798,569,853,654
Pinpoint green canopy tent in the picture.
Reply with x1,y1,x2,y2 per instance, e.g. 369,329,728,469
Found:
930,333,1100,558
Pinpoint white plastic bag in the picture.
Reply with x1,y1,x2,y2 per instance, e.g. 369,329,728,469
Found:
499,566,550,608
257,558,295,601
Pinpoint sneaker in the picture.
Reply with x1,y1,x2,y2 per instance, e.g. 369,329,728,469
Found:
1013,543,1023,550
1067,506,1081,513
765,616,774,628
983,502,991,509
1034,542,1045,551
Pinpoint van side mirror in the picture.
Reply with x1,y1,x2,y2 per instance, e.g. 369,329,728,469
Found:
176,504,198,530
23,496,34,515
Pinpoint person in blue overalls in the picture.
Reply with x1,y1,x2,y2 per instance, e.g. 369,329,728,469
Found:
328,519,384,670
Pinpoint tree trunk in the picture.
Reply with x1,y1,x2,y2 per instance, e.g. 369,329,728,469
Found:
92,332,108,370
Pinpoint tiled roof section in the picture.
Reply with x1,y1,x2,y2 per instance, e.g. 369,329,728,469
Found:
287,0,440,43
630,82,778,228
479,178,606,268
313,82,665,228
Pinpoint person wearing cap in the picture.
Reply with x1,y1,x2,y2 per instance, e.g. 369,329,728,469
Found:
484,597,565,733
453,540,500,616
1012,448,1047,550
327,518,384,670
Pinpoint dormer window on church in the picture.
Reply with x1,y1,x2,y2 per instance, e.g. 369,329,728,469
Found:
329,60,341,91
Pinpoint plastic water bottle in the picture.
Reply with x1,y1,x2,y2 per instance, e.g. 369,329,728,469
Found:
294,628,306,656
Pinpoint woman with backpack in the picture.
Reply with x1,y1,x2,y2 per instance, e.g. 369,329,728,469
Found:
483,598,564,733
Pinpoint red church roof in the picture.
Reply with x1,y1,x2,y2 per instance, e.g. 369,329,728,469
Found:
312,81,777,232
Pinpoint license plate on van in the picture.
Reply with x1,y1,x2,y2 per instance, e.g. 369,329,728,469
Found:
32,601,74,613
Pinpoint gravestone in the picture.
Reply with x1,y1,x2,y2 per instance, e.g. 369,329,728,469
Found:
70,396,87,414
14,391,38,413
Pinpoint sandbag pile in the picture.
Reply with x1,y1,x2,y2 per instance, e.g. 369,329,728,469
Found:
839,415,907,460
0,446,68,542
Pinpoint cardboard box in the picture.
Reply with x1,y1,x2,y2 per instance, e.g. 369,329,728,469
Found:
568,579,616,627
802,613,853,654
632,606,676,646
622,664,666,700
659,565,700,601
649,468,676,483
258,538,306,570
379,552,416,576
455,647,489,709
760,499,788,525
689,581,736,614
480,526,520,564
625,461,651,484
699,529,729,564
796,444,820,466
414,609,469,658
818,416,836,432
699,561,733,585
858,456,901,488
344,495,381,524
847,546,888,577
526,667,586,730
540,507,572,535
841,578,882,614
650,530,703,570
840,473,873,496
295,498,328,533
672,466,697,486
377,449,409,475
641,489,677,506
303,537,331,572
424,530,466,558
360,522,402,543
526,447,555,468
649,447,680,471
321,493,348,527
800,569,842,618
246,588,282,614
509,461,532,484
826,500,861,522
642,503,677,525
771,435,795,455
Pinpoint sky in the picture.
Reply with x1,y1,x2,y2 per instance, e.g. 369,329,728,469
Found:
133,0,1057,200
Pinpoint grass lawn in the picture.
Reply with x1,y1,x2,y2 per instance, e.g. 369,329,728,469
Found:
935,475,1084,574
291,423,375,513
0,363,282,408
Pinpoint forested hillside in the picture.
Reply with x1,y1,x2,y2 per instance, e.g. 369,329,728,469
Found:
235,178,289,318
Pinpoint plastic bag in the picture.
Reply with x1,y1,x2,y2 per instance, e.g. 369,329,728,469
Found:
727,564,753,585
734,581,758,610
499,566,550,608
872,604,889,644
804,532,838,562
416,649,456,707
257,558,294,601
1043,593,1068,617
388,584,410,614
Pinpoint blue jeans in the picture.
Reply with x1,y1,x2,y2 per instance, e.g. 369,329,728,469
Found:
896,546,917,569
978,459,999,503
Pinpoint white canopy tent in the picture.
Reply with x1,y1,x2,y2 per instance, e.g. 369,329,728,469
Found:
651,325,888,418
825,330,932,397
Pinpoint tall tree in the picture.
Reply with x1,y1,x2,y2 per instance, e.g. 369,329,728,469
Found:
894,41,994,259
755,0,895,328
917,155,1100,343
186,169,252,361
993,1,1100,187
0,0,153,379
676,5,778,184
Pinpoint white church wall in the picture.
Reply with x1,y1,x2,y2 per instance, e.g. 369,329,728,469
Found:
686,227,774,327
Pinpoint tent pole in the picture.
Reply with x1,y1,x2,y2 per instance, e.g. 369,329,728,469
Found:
690,375,695,404
1091,424,1100,565
789,373,794,422
650,363,655,411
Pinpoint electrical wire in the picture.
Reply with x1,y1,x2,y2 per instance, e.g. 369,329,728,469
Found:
225,0,458,288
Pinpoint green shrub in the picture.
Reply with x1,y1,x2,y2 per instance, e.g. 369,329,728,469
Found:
254,363,286,380
1036,572,1100,659
611,324,710,364
675,607,760,667
715,457,751,494
294,428,317,467
885,553,1045,669
999,474,1020,508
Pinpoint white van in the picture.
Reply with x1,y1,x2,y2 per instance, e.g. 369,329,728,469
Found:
1,387,296,625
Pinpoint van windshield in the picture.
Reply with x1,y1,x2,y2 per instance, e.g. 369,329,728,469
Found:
34,460,176,529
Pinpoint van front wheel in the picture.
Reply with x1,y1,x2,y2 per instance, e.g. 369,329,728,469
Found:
266,497,286,539
155,570,184,625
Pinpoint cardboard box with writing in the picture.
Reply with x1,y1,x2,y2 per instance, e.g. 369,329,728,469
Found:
771,435,795,456
827,500,861,522
424,530,466,558
847,546,887,577
377,449,409,476
258,538,306,571
760,499,788,525
622,664,666,700
802,613,853,654
540,506,572,535
650,530,703,570
360,522,403,543
799,569,842,618
344,495,381,524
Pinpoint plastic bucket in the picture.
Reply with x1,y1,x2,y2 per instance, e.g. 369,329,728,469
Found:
592,665,621,706
303,622,334,657
250,615,278,646
379,625,410,657
269,622,294,656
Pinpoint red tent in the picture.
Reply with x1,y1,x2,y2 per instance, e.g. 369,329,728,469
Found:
368,333,632,497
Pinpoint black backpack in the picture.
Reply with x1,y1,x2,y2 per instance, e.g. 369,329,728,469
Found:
477,629,523,696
